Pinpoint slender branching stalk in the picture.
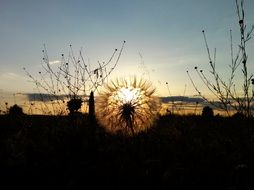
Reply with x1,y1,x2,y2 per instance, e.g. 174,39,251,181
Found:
187,0,254,117
24,41,125,115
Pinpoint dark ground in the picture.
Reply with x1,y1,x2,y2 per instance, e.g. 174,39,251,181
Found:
0,114,254,189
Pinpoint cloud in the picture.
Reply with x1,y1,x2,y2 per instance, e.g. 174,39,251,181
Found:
160,96,204,103
49,60,61,65
1,72,20,79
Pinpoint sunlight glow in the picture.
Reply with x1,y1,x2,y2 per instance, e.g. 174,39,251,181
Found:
116,88,140,103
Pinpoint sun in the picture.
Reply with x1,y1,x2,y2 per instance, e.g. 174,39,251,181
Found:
96,77,160,135
116,88,140,103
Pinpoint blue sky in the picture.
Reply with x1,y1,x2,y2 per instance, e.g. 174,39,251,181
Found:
0,0,254,97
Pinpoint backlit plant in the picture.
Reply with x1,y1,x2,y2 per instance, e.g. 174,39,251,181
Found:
96,77,160,135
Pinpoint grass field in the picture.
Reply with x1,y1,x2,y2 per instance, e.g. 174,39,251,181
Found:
0,114,254,189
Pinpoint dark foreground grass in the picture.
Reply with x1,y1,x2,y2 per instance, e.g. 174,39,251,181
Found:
0,114,254,189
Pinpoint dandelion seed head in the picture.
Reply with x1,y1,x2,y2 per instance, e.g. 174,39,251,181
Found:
97,77,160,135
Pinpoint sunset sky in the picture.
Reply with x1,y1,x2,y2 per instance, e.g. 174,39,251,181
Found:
0,0,254,97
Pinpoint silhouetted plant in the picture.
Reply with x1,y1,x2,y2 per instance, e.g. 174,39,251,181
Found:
67,98,82,114
232,111,245,119
165,82,175,114
8,104,24,115
165,82,188,114
187,0,254,117
202,106,214,118
5,102,8,112
88,91,95,121
23,41,125,115
97,77,160,135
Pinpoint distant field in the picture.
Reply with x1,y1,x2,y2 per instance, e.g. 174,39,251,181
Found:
0,92,232,116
